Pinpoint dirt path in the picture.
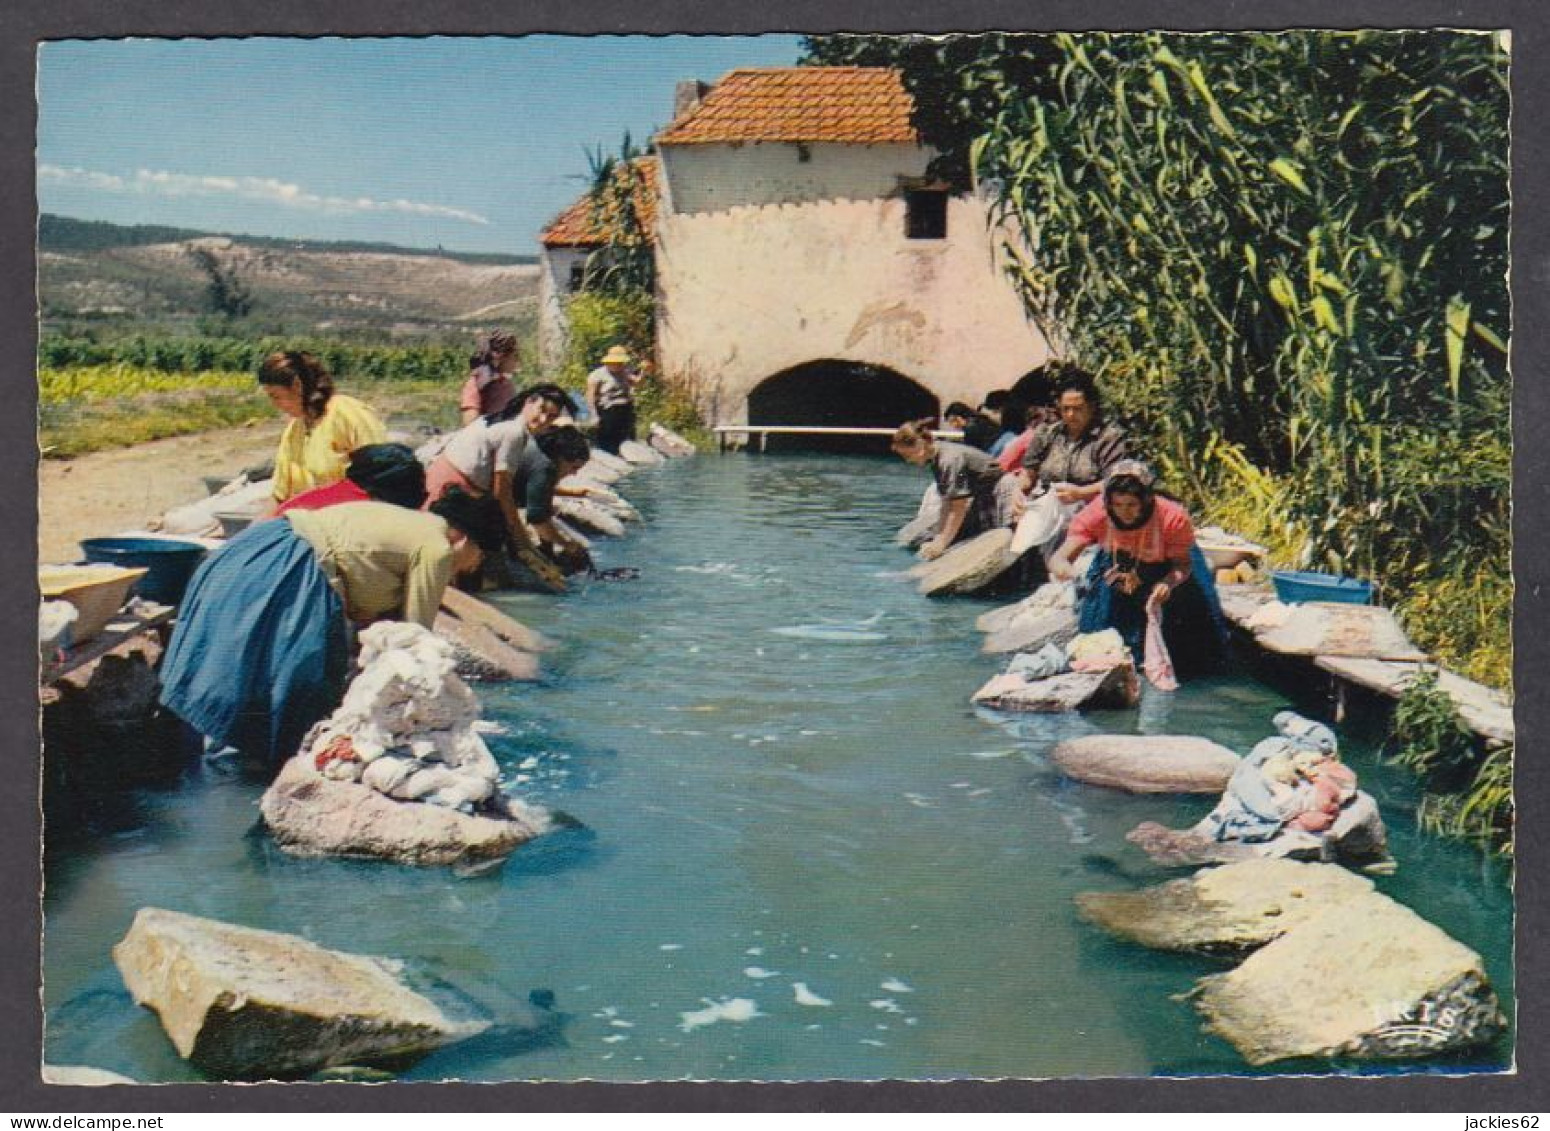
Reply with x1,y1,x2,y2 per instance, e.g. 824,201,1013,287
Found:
38,422,284,564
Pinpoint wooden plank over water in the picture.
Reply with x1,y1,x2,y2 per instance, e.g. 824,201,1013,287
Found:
1216,583,1276,628
1314,656,1513,745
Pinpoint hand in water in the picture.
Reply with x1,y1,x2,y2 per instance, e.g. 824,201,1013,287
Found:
515,546,567,591
917,540,947,561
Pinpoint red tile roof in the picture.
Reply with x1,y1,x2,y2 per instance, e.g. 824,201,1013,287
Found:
654,67,918,146
540,157,660,248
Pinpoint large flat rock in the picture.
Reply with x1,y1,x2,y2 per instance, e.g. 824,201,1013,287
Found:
648,423,697,457
1077,858,1376,955
1051,734,1241,794
554,496,626,538
433,613,541,682
1256,602,1427,661
113,907,486,1080
1192,894,1507,1065
618,439,667,466
587,450,635,476
908,528,1019,596
982,607,1079,656
261,755,549,866
972,662,1139,713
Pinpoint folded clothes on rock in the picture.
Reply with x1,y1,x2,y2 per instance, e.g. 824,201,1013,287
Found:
1005,641,1070,680
303,621,501,812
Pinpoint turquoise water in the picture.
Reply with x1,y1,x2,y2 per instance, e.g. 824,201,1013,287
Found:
43,453,1514,1081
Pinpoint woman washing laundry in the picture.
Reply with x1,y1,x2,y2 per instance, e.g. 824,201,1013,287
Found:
273,442,429,514
890,419,1012,561
425,383,581,586
158,487,506,771
459,329,523,424
258,350,387,507
1047,460,1226,679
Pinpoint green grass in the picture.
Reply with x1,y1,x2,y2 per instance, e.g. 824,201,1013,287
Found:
39,369,461,459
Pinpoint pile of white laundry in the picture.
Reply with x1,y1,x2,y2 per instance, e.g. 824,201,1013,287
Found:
303,621,503,812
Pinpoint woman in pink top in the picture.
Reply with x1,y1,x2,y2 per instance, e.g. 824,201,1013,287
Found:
1048,460,1226,677
459,330,521,424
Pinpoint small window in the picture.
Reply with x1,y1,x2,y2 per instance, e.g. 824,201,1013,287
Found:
568,262,587,292
905,190,948,240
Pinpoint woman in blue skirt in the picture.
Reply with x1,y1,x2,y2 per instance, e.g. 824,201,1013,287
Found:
158,488,505,770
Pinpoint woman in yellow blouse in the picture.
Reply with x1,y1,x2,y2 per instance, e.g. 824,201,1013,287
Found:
259,351,387,504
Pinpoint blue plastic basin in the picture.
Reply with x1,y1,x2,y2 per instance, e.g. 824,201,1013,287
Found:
1271,569,1375,605
79,537,208,605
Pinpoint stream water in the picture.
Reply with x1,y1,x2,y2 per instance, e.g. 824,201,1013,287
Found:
42,452,1514,1081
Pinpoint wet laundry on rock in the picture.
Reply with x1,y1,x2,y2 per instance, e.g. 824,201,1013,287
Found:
301,621,502,812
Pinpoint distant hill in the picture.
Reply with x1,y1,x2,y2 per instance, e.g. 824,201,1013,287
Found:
39,214,537,266
38,214,542,342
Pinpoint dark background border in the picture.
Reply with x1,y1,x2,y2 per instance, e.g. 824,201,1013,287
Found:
4,0,1544,1113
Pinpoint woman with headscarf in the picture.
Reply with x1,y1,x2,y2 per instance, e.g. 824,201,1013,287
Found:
158,487,506,771
273,442,428,514
1047,460,1226,679
460,329,522,424
259,350,387,506
891,419,1010,561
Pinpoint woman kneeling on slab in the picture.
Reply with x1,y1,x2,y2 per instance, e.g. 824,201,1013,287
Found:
890,419,1009,561
158,488,506,771
1048,460,1227,679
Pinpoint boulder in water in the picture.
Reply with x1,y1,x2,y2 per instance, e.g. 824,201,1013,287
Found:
618,439,667,466
1051,734,1241,794
587,449,635,476
1191,893,1507,1065
554,496,626,538
972,661,1139,713
260,754,550,866
573,462,623,487
909,528,1020,596
112,907,487,1079
1076,858,1377,955
982,606,1079,655
648,422,696,457
433,612,541,682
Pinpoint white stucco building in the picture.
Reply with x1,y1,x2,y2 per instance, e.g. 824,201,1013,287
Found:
540,67,1050,441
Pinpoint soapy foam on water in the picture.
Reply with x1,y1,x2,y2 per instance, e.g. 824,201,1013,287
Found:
792,983,832,1007
881,978,913,994
678,998,763,1033
743,966,780,979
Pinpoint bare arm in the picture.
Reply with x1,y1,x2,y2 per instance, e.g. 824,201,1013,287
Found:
920,496,970,560
1048,535,1087,580
492,470,528,550
530,518,584,552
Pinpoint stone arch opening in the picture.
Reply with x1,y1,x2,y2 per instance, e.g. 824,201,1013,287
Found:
746,360,938,453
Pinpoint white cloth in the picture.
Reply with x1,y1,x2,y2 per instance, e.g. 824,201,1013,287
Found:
304,621,502,811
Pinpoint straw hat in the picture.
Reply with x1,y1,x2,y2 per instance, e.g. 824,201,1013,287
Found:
601,345,632,366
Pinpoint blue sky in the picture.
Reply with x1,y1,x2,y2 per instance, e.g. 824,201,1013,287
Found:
38,35,804,256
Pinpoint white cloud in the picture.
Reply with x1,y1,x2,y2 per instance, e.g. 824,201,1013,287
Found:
38,163,489,225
